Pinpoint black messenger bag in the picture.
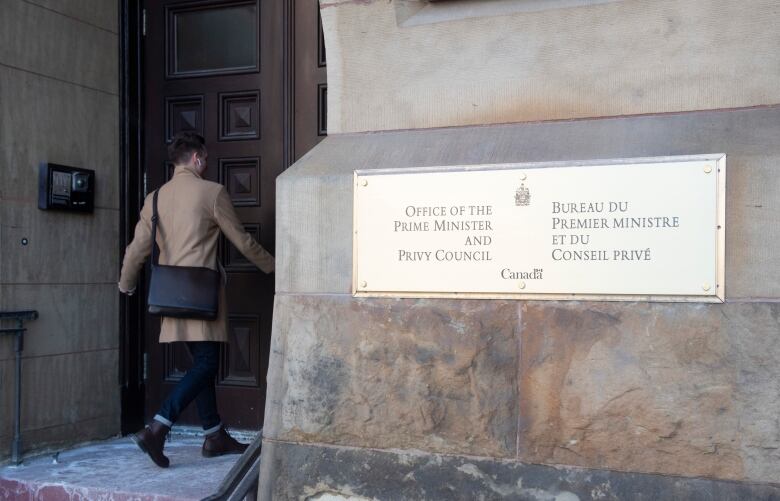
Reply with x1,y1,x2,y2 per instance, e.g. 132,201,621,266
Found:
147,189,220,320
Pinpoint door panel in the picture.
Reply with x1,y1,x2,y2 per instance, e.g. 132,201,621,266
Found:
143,0,283,429
167,2,259,77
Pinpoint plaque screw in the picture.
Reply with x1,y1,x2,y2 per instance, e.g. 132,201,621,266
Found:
518,281,526,290
702,283,711,291
520,173,527,181
360,179,368,187
703,165,712,174
360,281,367,288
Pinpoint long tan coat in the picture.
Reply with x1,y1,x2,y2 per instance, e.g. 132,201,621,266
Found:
119,165,274,343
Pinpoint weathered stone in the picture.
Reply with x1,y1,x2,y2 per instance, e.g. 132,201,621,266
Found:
276,175,352,294
258,441,780,501
266,1,780,497
264,294,519,458
276,106,780,298
726,303,780,481
519,301,780,481
266,295,780,483
322,0,780,133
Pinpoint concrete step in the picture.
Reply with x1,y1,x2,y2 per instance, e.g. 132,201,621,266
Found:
0,434,246,500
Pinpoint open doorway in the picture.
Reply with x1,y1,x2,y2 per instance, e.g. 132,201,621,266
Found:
119,0,327,434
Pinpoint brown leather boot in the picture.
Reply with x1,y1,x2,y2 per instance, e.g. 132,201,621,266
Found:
202,427,248,458
131,421,170,468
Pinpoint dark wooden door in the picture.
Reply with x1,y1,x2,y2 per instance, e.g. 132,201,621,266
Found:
142,0,285,429
293,0,328,160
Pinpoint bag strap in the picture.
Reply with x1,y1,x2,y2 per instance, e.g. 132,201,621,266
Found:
151,189,160,267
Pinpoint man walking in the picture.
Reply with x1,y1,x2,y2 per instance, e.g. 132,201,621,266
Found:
118,132,275,468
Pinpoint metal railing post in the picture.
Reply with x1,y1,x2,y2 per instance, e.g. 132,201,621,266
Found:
1,310,38,466
12,321,24,465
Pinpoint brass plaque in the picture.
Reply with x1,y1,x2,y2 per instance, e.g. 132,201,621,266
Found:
353,155,726,302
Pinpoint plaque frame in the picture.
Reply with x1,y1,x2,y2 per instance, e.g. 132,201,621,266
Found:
352,154,726,303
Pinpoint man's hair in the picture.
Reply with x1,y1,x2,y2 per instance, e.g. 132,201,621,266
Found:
168,132,206,165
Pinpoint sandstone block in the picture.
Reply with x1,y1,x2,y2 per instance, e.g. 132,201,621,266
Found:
265,294,519,458
519,301,780,481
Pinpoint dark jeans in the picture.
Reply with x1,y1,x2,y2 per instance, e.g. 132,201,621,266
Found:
156,341,221,431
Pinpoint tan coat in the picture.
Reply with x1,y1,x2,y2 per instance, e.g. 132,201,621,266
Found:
119,165,274,343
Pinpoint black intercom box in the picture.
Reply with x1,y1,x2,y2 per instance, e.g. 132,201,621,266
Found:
38,163,95,213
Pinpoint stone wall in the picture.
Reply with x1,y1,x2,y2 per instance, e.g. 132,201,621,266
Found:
261,107,780,498
322,0,780,133
260,0,780,498
0,0,120,461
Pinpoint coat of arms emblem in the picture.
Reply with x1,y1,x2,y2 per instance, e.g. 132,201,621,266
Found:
515,182,530,206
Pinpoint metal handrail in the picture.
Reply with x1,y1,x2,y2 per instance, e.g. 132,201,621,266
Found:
1,310,39,465
0,311,38,321
202,431,263,501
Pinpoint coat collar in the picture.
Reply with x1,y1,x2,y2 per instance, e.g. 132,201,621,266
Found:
172,163,203,179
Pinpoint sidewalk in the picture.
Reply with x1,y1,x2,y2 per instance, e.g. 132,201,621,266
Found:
0,433,248,500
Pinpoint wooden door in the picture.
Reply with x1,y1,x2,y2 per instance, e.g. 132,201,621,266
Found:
293,0,328,160
142,0,284,429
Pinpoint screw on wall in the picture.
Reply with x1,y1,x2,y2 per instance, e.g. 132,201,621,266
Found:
21,238,28,246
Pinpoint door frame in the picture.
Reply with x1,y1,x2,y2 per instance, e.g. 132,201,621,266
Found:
118,0,297,434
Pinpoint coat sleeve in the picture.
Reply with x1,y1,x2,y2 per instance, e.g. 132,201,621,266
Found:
118,193,154,292
214,186,275,273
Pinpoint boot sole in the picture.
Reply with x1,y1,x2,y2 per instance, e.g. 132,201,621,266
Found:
130,434,170,468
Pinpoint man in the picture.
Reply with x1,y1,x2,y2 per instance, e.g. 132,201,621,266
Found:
118,132,275,468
